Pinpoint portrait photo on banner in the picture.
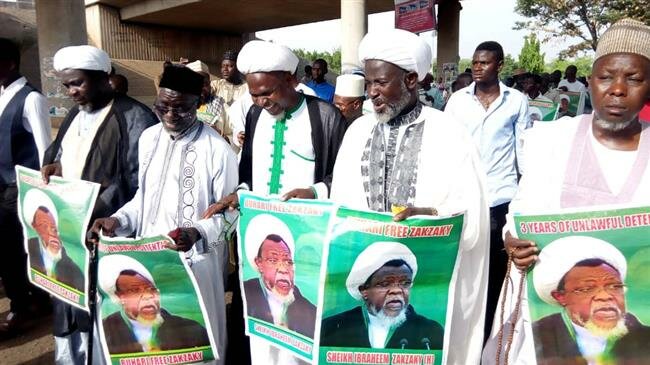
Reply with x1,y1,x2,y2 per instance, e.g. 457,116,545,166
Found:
16,165,98,310
515,206,650,364
317,207,464,365
97,235,215,364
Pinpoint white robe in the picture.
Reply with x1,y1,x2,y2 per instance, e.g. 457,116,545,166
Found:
330,106,491,365
482,115,650,365
112,122,239,365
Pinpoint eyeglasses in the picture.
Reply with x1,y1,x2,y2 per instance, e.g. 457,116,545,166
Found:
261,257,294,267
372,280,413,291
153,103,195,118
568,283,625,297
118,286,159,297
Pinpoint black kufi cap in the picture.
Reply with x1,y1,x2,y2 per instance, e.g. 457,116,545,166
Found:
223,50,238,61
159,65,204,96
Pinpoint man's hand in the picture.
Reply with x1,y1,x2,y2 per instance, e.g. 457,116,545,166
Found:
237,132,245,147
201,193,239,219
504,231,538,271
41,162,62,184
167,227,201,252
281,188,315,201
88,217,121,244
392,207,438,222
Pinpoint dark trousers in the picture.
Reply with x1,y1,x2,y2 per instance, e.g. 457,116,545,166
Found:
0,184,47,313
226,236,250,365
484,202,509,345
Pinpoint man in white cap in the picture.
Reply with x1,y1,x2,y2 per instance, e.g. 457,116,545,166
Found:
445,41,530,341
557,93,575,118
330,28,490,365
529,236,650,363
486,18,650,364
333,74,365,124
320,242,444,350
242,215,316,338
98,254,210,355
39,44,158,364
23,189,84,292
90,65,238,365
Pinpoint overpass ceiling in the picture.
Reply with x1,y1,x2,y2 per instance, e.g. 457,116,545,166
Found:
87,0,395,33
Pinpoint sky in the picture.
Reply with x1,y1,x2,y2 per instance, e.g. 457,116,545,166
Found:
257,0,584,62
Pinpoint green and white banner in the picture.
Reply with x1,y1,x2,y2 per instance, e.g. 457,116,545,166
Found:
529,100,559,122
316,208,464,365
515,206,650,364
16,165,98,310
97,235,216,365
238,192,335,362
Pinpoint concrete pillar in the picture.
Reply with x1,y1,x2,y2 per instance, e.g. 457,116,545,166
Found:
35,0,87,123
436,0,461,79
340,0,367,73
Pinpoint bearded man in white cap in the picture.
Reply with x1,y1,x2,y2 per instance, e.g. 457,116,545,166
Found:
334,74,365,124
39,45,157,365
98,255,210,355
529,237,650,364
330,28,490,365
90,65,239,365
320,242,443,350
485,18,650,364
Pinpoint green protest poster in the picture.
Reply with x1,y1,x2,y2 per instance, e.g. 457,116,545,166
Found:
317,208,464,365
238,191,335,362
529,100,559,122
514,206,650,364
16,165,98,311
559,91,585,118
97,235,216,365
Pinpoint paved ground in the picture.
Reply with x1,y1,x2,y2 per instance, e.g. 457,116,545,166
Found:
0,286,54,365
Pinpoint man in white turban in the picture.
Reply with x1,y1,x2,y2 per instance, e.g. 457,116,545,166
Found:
485,18,650,365
98,255,210,355
530,236,650,363
203,39,347,365
334,74,365,124
330,28,490,364
320,242,444,350
40,44,158,365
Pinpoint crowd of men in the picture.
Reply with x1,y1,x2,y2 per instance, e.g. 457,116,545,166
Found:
0,16,648,365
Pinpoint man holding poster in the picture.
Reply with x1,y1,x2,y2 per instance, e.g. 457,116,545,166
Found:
484,18,650,364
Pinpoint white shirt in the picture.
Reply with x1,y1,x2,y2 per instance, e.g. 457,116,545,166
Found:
0,77,51,164
367,313,390,349
331,106,490,365
573,322,607,362
590,132,636,194
558,79,587,93
445,82,531,207
130,318,154,351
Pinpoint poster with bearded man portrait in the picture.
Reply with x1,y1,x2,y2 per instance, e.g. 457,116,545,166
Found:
97,235,216,365
317,207,464,365
514,206,650,365
238,192,334,362
16,165,99,310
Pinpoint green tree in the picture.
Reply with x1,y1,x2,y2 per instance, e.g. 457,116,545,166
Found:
293,48,342,74
518,33,545,74
515,0,649,58
501,54,520,78
545,56,594,77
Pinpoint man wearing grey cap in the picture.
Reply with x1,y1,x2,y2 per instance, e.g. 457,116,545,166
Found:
486,18,650,364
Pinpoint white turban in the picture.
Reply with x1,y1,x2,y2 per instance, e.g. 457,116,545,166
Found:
53,45,112,74
237,40,299,74
358,29,432,81
533,236,627,305
559,94,570,103
186,60,210,75
335,74,365,98
346,241,418,301
244,214,295,269
98,254,155,304
22,189,58,226
529,107,543,121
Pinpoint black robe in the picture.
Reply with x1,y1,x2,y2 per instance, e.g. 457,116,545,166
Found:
243,278,316,338
533,312,650,365
27,237,84,293
320,305,444,350
239,94,347,194
102,309,210,354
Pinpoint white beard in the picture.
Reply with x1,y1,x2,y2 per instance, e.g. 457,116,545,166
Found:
374,81,412,124
44,245,62,263
269,287,295,306
583,317,628,340
135,312,164,328
593,117,639,132
368,303,407,329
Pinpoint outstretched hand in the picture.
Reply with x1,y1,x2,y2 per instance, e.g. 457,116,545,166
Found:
202,193,239,219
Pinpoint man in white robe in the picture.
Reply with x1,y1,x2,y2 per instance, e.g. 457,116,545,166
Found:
330,28,490,365
90,65,238,365
483,18,650,365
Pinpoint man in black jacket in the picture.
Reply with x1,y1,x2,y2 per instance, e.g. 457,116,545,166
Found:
41,45,157,364
320,242,444,350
